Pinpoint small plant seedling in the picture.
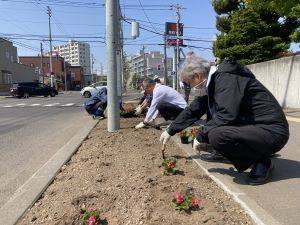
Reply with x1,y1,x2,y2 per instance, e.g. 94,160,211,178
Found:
82,210,101,225
162,157,177,175
172,193,201,211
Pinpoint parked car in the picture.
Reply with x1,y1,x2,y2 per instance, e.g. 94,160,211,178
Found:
10,82,58,98
80,83,107,98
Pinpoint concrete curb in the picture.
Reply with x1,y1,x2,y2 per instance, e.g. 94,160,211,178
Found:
172,135,281,225
0,120,99,225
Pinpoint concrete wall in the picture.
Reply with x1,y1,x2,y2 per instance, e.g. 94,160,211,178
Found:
247,55,300,108
13,63,38,83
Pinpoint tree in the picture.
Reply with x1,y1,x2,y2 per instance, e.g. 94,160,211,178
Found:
213,0,300,64
122,52,133,90
245,0,300,42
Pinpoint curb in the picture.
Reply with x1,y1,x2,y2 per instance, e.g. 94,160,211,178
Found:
0,120,99,225
172,135,281,225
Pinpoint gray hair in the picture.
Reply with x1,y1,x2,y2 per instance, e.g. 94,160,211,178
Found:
142,78,156,87
179,52,211,80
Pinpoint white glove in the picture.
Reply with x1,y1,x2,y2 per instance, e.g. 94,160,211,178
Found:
159,130,171,145
134,105,143,115
193,138,205,151
135,122,146,129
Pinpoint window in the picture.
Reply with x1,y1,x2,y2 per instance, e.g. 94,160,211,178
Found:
47,63,50,68
2,72,12,84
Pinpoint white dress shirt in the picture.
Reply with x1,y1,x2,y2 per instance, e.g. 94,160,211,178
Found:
144,84,187,123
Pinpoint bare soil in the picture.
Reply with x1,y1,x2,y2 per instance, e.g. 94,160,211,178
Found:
18,118,253,225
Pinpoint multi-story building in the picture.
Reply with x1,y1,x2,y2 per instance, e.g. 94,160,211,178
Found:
0,38,37,93
19,56,84,90
130,50,173,79
53,40,91,76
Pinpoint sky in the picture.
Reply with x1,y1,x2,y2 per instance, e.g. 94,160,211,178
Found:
0,0,298,73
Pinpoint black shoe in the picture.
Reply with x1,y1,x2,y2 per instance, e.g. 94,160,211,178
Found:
200,150,226,162
247,160,274,185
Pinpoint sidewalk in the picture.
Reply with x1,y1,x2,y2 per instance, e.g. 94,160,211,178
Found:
173,117,300,225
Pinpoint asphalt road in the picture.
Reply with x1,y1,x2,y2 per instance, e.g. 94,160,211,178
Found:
0,92,94,206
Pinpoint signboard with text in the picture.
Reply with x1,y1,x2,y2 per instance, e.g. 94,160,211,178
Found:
167,38,184,46
165,22,183,36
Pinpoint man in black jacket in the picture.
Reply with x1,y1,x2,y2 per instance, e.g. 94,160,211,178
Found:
160,53,289,185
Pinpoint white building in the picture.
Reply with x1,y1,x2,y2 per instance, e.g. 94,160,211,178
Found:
131,50,173,78
53,40,91,75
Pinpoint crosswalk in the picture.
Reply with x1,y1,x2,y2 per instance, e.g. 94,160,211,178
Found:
0,102,79,108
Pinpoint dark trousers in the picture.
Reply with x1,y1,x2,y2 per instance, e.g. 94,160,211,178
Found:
208,125,288,172
157,102,184,121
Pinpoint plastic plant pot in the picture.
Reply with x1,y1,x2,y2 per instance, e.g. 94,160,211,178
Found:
181,136,189,144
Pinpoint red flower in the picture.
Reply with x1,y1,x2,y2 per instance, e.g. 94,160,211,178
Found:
88,216,97,225
191,197,201,208
167,161,175,169
175,193,184,204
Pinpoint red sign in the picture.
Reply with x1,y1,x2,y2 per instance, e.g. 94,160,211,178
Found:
165,22,183,36
167,38,184,46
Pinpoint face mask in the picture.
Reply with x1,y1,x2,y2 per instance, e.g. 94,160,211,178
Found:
191,79,207,96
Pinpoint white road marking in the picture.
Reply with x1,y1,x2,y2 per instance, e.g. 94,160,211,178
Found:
44,103,60,107
30,104,41,106
2,105,13,108
61,103,75,107
16,103,26,106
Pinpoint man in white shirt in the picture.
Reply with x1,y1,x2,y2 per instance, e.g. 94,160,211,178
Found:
135,78,187,129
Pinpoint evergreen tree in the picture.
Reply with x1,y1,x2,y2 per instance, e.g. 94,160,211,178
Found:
212,0,299,64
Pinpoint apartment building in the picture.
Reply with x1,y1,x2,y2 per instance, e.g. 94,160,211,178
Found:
131,50,173,78
53,40,91,76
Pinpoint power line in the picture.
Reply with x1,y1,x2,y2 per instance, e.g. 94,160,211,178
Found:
137,0,160,33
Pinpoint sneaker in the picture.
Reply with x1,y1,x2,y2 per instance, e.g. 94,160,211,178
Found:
247,160,274,185
200,150,226,162
93,115,104,120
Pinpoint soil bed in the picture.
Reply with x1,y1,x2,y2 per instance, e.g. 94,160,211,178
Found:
18,118,253,225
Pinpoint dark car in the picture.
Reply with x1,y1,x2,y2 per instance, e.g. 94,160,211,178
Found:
10,82,58,98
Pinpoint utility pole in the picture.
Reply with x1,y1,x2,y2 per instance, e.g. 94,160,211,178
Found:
175,5,180,91
171,4,185,91
163,33,168,85
40,43,44,84
47,6,54,87
142,45,147,77
106,0,120,131
91,54,94,82
64,58,67,91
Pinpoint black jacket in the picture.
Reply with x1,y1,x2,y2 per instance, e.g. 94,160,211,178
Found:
167,60,289,142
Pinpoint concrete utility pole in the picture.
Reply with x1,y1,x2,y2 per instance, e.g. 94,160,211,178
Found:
40,43,44,84
47,6,54,87
91,54,94,82
175,5,181,91
64,58,67,91
106,0,120,131
163,33,168,86
171,4,185,91
142,45,147,77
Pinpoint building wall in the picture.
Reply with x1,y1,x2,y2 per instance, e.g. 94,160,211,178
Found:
247,55,300,108
19,56,65,80
53,40,91,75
130,50,173,78
0,38,36,91
69,66,84,89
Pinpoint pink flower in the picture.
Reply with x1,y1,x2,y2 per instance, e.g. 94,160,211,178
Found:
88,216,97,225
175,193,184,204
191,197,201,208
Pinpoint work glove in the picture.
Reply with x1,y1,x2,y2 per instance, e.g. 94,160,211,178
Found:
135,121,146,129
159,130,171,145
193,138,206,151
134,105,143,115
